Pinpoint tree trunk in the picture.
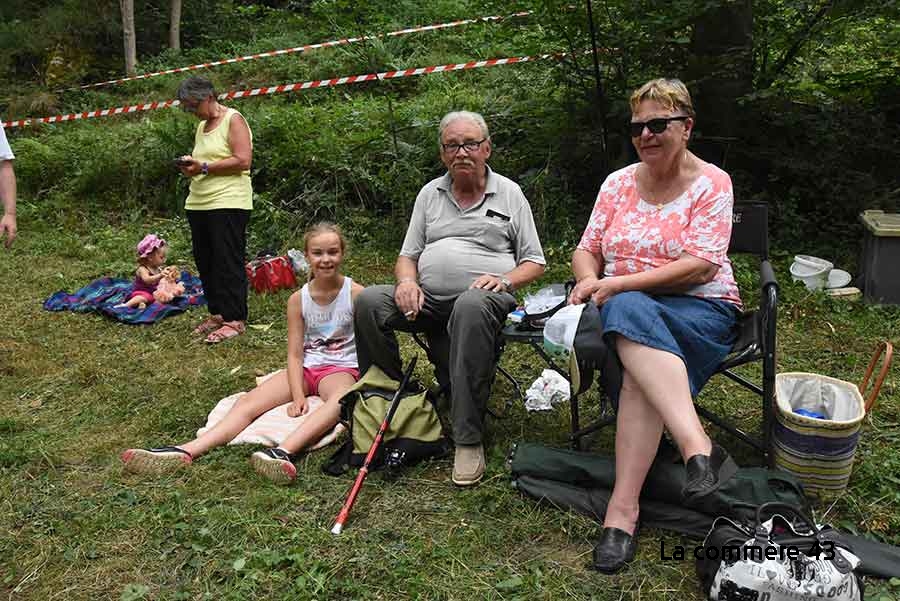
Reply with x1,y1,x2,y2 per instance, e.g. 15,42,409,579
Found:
120,0,137,75
169,0,182,51
686,0,753,165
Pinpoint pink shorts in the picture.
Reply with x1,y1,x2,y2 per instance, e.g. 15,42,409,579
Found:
128,290,155,303
303,365,360,396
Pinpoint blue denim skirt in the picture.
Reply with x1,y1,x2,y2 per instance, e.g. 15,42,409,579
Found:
600,291,740,398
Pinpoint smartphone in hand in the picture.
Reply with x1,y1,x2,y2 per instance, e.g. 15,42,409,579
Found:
173,157,192,167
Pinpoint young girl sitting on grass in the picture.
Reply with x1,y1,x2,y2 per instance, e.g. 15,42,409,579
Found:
121,222,364,483
120,234,178,310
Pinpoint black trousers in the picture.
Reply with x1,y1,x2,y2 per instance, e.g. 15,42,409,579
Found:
186,208,250,322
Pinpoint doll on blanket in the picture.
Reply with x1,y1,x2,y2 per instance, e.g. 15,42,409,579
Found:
119,234,184,309
153,268,186,303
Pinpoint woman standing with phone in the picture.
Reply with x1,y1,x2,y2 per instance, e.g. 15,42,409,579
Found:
176,76,253,343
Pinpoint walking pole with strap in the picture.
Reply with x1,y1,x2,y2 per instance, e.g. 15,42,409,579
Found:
331,356,418,535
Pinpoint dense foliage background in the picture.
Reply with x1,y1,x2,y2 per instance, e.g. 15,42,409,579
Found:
2,0,898,257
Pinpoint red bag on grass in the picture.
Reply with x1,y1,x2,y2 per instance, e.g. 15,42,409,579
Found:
246,255,298,293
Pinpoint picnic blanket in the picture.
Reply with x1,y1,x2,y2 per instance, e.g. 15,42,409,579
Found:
196,370,345,450
43,270,205,324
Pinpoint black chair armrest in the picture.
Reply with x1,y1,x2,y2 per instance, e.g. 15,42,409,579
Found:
759,260,778,327
760,260,777,292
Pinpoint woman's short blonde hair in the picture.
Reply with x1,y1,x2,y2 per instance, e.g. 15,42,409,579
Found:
629,78,695,117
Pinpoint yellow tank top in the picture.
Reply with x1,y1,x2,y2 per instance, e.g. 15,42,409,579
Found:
185,108,253,211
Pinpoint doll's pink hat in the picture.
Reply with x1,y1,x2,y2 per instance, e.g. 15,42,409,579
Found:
137,234,166,258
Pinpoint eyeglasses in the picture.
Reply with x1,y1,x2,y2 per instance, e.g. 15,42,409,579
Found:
629,116,689,137
441,138,487,154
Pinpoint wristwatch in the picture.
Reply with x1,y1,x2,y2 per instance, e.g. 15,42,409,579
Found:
201,162,209,175
499,276,515,293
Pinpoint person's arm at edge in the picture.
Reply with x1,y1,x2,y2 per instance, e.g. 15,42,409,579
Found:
0,160,16,247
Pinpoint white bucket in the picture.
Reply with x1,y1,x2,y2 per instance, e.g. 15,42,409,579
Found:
790,255,833,290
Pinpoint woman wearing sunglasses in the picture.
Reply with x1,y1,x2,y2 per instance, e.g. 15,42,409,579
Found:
569,78,742,573
175,76,254,343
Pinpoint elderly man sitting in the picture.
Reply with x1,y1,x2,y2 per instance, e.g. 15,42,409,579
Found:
354,110,546,486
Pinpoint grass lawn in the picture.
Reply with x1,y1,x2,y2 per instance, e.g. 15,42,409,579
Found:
1,210,898,600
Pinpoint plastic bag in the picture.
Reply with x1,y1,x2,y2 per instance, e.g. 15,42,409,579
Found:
524,284,567,316
524,369,571,411
543,303,585,357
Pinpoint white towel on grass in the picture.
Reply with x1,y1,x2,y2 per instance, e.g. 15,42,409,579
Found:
196,369,345,450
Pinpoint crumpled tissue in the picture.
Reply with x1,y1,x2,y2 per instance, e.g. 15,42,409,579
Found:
524,369,571,412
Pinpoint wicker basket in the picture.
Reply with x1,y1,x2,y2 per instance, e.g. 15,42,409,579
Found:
773,342,892,495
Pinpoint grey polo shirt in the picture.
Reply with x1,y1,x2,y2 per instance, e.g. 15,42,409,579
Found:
400,166,545,299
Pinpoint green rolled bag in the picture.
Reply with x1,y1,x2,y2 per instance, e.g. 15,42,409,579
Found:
509,441,807,527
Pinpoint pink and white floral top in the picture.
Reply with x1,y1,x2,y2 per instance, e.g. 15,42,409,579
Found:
576,162,742,307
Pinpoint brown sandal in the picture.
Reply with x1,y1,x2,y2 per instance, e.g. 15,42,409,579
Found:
205,320,245,344
193,314,224,335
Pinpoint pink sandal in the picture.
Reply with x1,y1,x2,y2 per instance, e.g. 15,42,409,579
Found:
205,320,245,344
193,315,224,336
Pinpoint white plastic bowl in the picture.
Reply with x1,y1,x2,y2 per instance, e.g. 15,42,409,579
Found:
790,261,829,290
826,269,852,289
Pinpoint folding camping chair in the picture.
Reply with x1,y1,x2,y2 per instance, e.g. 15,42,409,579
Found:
506,203,779,462
697,202,778,467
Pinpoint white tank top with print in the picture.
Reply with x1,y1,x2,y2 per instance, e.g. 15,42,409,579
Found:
301,276,357,369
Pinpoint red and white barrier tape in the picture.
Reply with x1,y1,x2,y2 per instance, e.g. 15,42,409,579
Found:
62,11,532,92
4,52,562,129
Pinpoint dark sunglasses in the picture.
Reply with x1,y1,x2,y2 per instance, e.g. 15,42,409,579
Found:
629,116,689,137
